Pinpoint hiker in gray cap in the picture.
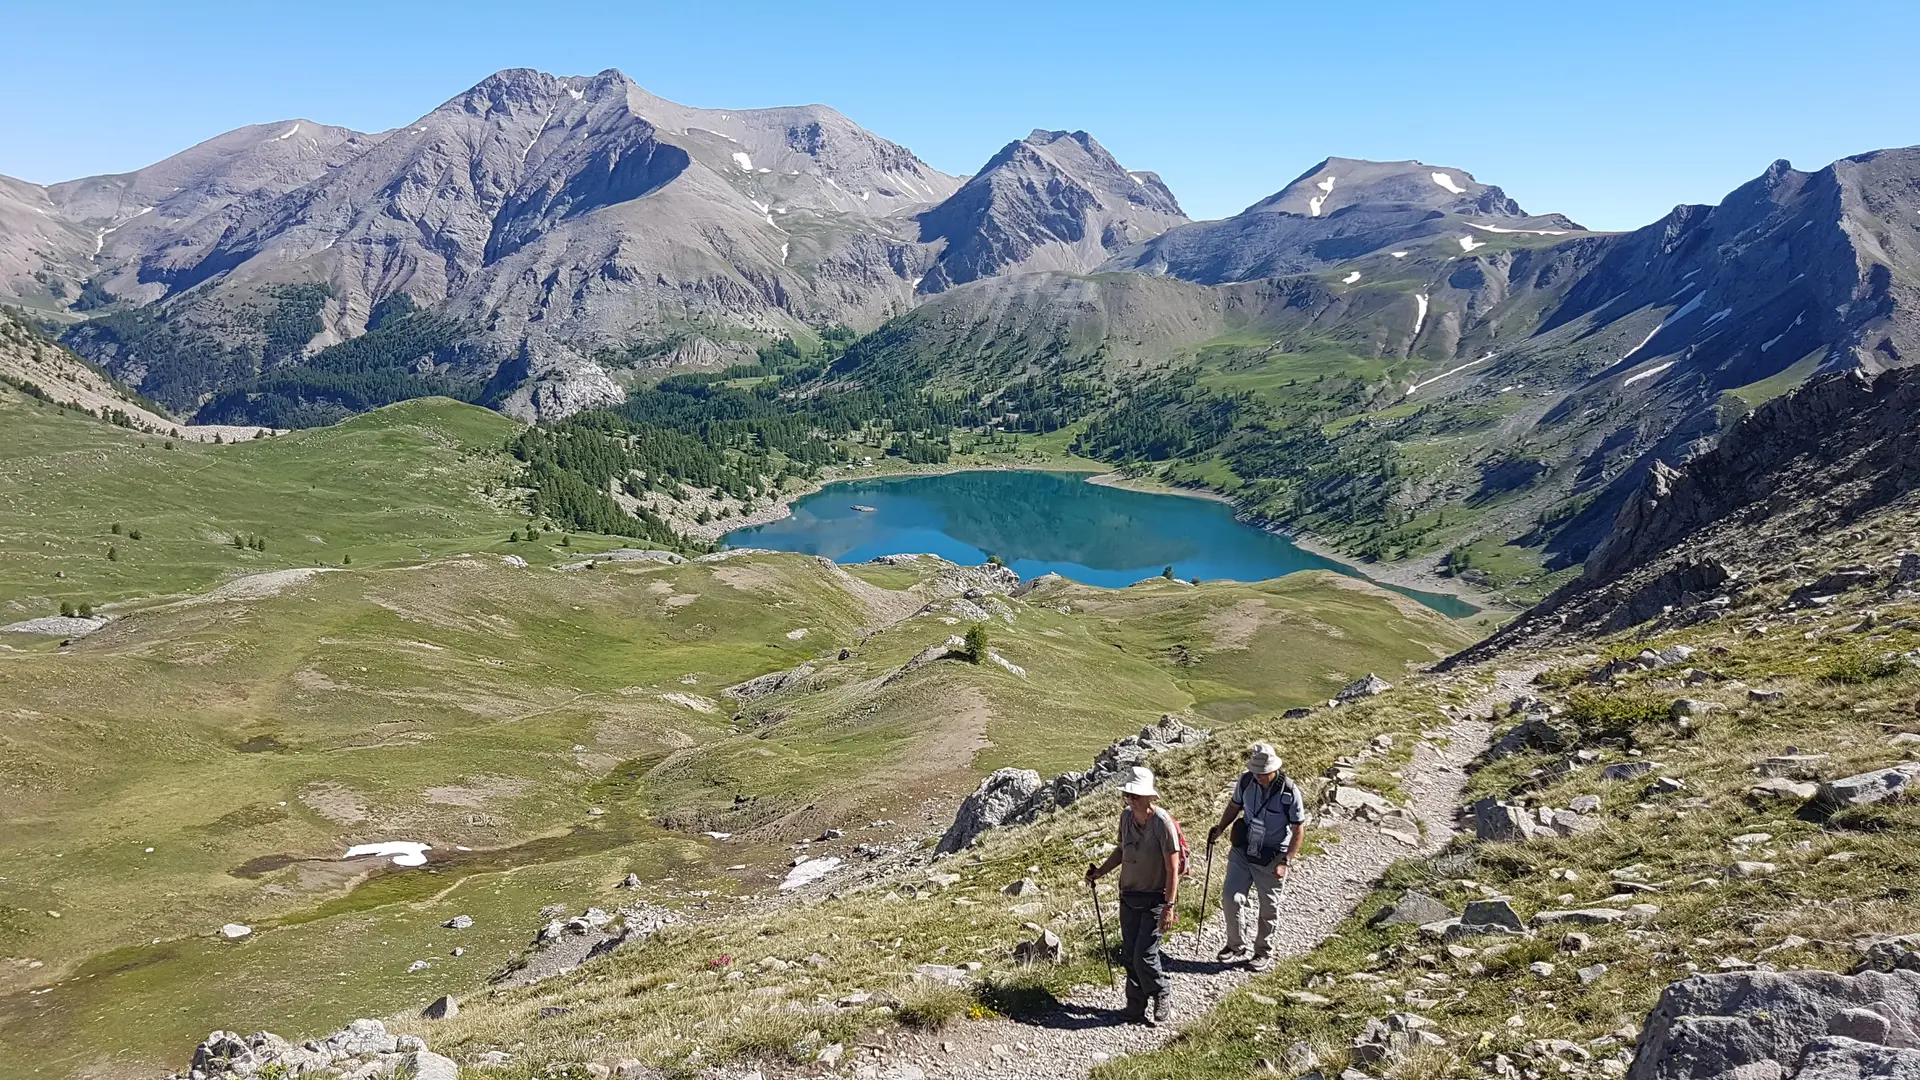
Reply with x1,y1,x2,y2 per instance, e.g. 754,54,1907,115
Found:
1206,742,1304,967
1086,765,1180,1026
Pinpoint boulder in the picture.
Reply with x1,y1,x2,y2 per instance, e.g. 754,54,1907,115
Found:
621,873,642,888
1752,778,1820,801
405,1051,461,1080
1012,927,1066,965
1569,794,1604,814
936,768,1044,853
1750,689,1787,704
1579,963,1611,985
1855,935,1920,974
1003,878,1040,897
217,923,252,940
1475,800,1539,843
323,1019,396,1058
1672,699,1725,719
1817,764,1920,810
1793,1038,1920,1080
1462,899,1525,934
442,915,474,929
1627,969,1920,1080
1337,674,1394,701
1282,707,1313,720
1370,890,1455,928
423,995,459,1019
1603,761,1658,781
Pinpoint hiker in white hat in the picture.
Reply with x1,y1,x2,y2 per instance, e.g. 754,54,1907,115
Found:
1085,764,1181,1026
1205,741,1305,967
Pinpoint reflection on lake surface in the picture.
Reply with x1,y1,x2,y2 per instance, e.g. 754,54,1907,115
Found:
724,470,1478,617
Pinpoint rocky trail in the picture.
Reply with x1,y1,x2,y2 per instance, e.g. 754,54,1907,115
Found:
839,666,1539,1080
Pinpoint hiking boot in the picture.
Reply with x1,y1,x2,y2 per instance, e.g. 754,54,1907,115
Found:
1249,951,1276,973
1216,945,1250,963
1153,995,1173,1025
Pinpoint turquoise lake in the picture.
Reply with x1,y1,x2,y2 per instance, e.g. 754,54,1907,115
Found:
724,470,1478,618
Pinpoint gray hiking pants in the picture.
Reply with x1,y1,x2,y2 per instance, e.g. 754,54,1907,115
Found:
1222,848,1286,955
1118,890,1170,1010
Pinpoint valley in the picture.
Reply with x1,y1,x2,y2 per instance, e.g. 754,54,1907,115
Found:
0,381,1475,1077
4,49,1920,1080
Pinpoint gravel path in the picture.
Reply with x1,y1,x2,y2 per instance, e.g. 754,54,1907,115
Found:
853,666,1539,1080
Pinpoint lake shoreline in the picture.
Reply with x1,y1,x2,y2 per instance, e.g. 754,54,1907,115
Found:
1082,475,1503,612
688,461,1100,542
709,465,1503,614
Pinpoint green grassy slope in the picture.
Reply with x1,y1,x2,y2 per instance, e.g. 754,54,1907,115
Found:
0,388,528,616
0,394,1481,1079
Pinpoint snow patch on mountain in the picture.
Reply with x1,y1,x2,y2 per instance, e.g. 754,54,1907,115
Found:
1432,171,1467,195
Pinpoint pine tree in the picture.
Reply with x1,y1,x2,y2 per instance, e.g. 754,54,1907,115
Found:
963,624,989,665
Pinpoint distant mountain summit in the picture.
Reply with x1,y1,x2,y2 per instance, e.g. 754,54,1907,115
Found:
1104,156,1581,284
915,129,1186,293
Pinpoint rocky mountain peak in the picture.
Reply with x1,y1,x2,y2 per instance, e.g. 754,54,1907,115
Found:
1247,156,1530,219
913,128,1187,293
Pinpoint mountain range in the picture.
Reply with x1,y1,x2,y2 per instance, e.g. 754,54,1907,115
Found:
7,65,1920,588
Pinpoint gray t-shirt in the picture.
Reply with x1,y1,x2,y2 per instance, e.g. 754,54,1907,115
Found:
1118,807,1178,894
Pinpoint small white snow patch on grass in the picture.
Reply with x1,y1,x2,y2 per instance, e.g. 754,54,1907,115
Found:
1623,361,1677,387
1390,251,1409,258
786,628,809,640
660,692,718,714
731,152,753,171
781,856,842,891
345,842,432,867
1407,352,1495,395
1342,271,1362,284
1432,171,1467,194
1413,293,1430,337
1458,236,1485,252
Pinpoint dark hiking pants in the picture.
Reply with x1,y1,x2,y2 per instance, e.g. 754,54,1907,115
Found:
1118,889,1170,1012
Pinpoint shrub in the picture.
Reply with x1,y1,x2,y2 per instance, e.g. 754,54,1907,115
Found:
59,601,74,617
963,624,990,664
1817,646,1908,685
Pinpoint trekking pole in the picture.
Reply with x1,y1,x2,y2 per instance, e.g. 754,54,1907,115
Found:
1195,841,1216,951
1086,867,1117,989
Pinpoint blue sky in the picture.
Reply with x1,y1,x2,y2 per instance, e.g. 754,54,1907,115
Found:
3,0,1916,231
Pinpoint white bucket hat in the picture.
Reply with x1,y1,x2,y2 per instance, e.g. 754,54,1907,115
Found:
1119,765,1159,797
1247,742,1283,775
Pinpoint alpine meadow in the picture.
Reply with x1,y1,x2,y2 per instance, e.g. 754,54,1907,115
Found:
5,12,1920,1080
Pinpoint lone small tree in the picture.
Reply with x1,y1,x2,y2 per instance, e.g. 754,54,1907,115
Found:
963,623,990,665
59,601,74,618
1162,566,1175,580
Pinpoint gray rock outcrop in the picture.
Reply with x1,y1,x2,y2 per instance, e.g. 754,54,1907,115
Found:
1628,968,1920,1080
935,714,1207,853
